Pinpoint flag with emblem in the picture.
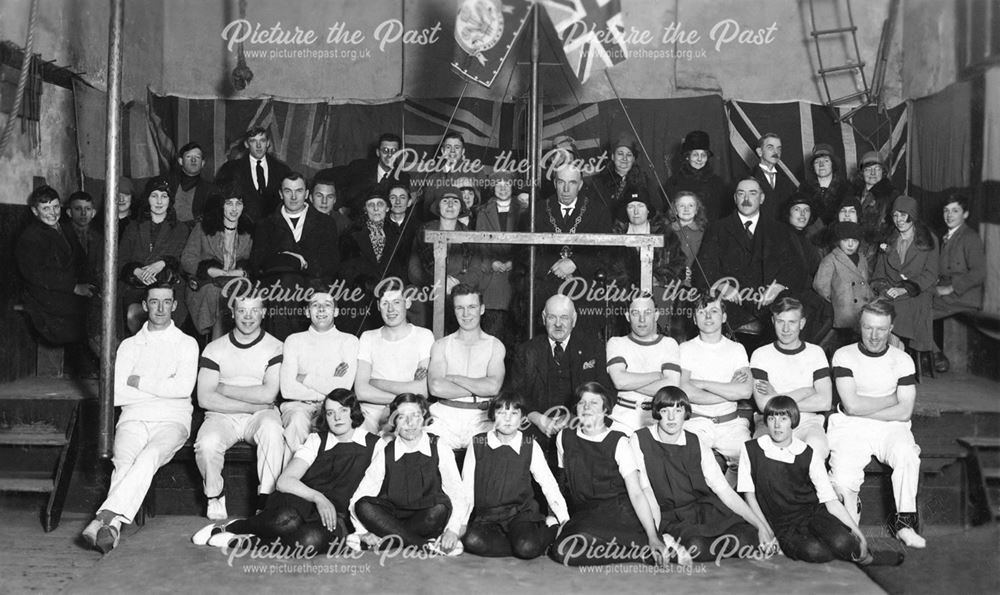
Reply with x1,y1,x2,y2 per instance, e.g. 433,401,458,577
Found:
451,0,532,88
540,0,628,84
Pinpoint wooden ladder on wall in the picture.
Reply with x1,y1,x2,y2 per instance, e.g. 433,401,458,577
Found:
807,0,899,151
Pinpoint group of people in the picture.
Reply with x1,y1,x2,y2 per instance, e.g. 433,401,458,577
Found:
14,124,974,569
16,126,985,380
78,272,921,571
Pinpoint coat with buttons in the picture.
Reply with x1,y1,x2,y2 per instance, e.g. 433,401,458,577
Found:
813,247,873,328
934,223,985,316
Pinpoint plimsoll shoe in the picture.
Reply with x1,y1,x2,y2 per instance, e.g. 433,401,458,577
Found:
207,531,239,548
207,496,228,521
192,522,225,546
82,519,102,549
896,527,926,549
424,537,463,557
95,523,120,554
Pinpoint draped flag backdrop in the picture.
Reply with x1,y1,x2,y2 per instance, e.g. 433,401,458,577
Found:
143,93,899,200
145,92,736,188
726,100,909,189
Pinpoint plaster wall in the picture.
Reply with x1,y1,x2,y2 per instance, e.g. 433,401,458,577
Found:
155,0,903,105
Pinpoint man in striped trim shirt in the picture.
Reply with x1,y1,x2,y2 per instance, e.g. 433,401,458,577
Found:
749,297,832,459
606,294,681,433
827,298,926,549
195,295,284,521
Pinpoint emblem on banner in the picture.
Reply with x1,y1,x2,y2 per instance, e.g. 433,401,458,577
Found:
455,0,506,65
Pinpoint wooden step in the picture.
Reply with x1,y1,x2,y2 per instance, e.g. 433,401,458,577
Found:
0,431,68,447
0,477,55,493
958,436,1000,449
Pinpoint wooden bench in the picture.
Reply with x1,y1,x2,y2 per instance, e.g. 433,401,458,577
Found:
11,303,66,377
862,450,967,527
135,409,258,524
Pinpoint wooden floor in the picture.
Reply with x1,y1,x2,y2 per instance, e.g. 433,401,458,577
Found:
0,508,102,594
0,510,888,595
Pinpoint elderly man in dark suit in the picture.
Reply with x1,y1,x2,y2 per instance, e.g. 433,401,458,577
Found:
249,172,340,340
528,163,613,336
508,294,614,462
696,176,801,346
215,126,291,223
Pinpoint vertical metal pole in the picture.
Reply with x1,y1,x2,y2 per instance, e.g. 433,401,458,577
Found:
527,3,540,339
98,0,124,459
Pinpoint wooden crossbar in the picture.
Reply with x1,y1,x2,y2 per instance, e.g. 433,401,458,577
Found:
422,230,664,338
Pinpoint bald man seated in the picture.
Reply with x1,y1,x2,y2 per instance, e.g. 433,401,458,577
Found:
508,294,614,459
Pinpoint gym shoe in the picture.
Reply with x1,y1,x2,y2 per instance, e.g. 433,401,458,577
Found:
345,533,363,553
82,519,101,548
896,527,926,549
424,537,463,557
95,523,120,554
207,496,228,521
207,531,239,548
860,549,906,566
192,522,224,546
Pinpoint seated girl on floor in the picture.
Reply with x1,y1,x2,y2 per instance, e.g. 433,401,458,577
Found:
632,386,775,563
349,393,465,555
548,382,667,566
737,396,902,566
192,388,379,551
458,393,569,559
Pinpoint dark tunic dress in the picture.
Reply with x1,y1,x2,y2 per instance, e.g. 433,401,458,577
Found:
635,429,746,539
268,431,379,526
469,432,544,526
744,438,822,536
379,435,451,512
560,429,644,541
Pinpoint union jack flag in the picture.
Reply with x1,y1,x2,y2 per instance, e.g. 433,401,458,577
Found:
540,0,628,84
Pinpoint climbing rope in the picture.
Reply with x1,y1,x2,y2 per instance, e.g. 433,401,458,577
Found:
0,0,39,157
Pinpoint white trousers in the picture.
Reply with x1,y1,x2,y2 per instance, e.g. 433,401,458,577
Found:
684,416,750,467
194,409,284,497
827,413,921,513
280,401,323,460
428,402,491,450
101,420,188,524
360,402,389,436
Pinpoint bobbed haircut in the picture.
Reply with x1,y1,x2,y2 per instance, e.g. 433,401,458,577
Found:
387,392,432,431
763,395,800,429
651,386,691,420
488,393,527,422
571,381,613,415
312,388,365,434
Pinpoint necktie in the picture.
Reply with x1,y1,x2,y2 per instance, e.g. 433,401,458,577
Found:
767,171,776,188
255,159,266,192
562,207,572,219
744,220,754,239
288,216,301,229
553,341,564,364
